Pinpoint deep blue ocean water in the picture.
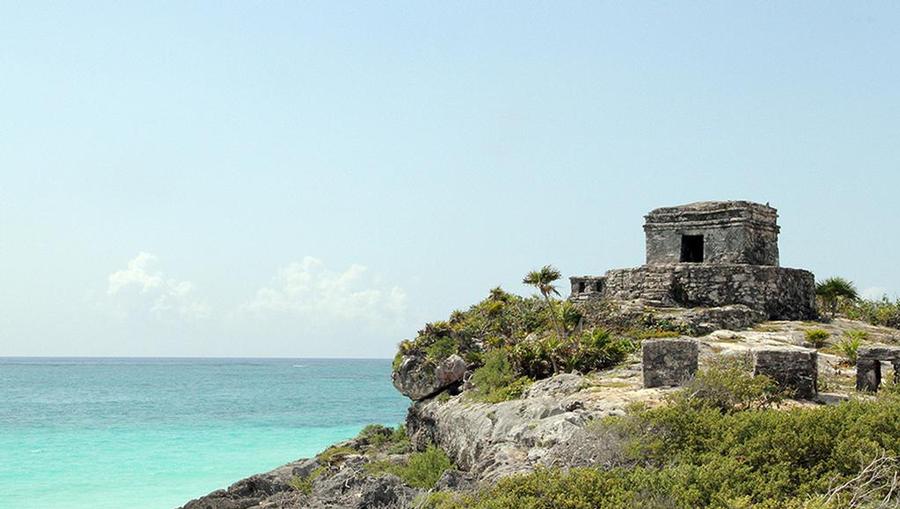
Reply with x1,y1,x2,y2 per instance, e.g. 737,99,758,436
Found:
0,358,408,509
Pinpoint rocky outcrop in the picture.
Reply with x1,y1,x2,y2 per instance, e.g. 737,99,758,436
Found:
180,460,307,509
181,316,898,508
404,372,662,482
179,442,421,509
392,354,467,401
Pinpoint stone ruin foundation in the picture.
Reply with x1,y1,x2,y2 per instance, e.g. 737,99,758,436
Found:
570,201,817,321
752,348,818,400
642,339,699,388
856,345,900,392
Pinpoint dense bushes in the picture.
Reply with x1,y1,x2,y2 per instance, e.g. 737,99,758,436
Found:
508,328,634,380
394,288,557,371
468,349,532,403
844,297,900,329
675,356,780,412
364,445,453,489
429,389,900,508
396,284,640,402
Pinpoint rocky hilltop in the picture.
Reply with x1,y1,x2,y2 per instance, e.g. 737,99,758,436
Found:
181,202,900,508
179,306,900,509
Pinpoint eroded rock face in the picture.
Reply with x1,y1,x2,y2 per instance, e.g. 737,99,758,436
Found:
392,354,467,401
406,373,602,482
179,452,421,509
180,461,302,509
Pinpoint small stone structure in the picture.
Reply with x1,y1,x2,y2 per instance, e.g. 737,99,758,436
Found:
642,339,699,388
570,201,817,320
752,348,818,399
856,345,900,392
644,201,779,266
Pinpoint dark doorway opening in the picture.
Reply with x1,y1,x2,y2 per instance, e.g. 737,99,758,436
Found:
680,235,704,263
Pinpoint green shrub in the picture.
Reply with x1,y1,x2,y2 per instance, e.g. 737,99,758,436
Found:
288,475,313,495
288,466,325,495
355,424,411,454
508,329,634,380
365,445,453,489
844,329,869,342
429,395,900,508
469,349,532,403
843,297,900,329
393,289,559,374
316,445,356,465
425,336,458,363
836,331,865,364
804,329,830,348
673,357,780,413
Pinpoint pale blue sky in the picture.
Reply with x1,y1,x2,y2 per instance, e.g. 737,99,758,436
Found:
1,2,898,357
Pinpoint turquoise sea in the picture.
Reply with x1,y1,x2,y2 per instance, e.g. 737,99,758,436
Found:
0,358,408,509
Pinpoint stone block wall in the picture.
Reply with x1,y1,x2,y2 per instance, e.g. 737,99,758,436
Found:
856,346,900,392
642,339,698,388
569,276,605,300
752,348,817,399
597,264,816,320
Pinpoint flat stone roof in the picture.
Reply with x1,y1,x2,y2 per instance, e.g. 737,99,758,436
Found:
645,200,778,232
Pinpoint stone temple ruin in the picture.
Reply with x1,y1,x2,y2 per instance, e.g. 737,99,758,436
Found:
570,201,817,320
575,201,822,398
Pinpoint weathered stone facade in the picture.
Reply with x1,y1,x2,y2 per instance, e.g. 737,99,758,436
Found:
856,345,900,392
642,339,698,388
752,348,818,399
570,201,817,321
645,201,780,266
600,264,816,320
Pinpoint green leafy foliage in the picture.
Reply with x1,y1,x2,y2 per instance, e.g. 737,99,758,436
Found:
316,445,356,465
365,445,453,489
428,393,900,509
804,328,830,348
815,277,859,318
396,288,557,367
288,466,325,495
836,331,865,364
508,329,635,380
843,297,900,329
674,356,781,412
468,349,532,403
356,424,411,454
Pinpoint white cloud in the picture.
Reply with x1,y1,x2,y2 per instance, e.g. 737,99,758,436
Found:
107,252,210,320
242,257,407,331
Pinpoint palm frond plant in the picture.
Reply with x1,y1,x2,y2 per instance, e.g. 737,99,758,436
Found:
815,277,859,318
522,265,565,338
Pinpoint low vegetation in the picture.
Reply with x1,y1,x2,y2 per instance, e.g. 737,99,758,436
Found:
357,423,412,455
426,364,900,509
396,266,648,403
805,328,830,348
364,445,453,489
467,349,532,403
316,445,356,465
844,297,900,330
816,277,859,318
676,355,781,412
288,466,325,495
836,331,866,364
